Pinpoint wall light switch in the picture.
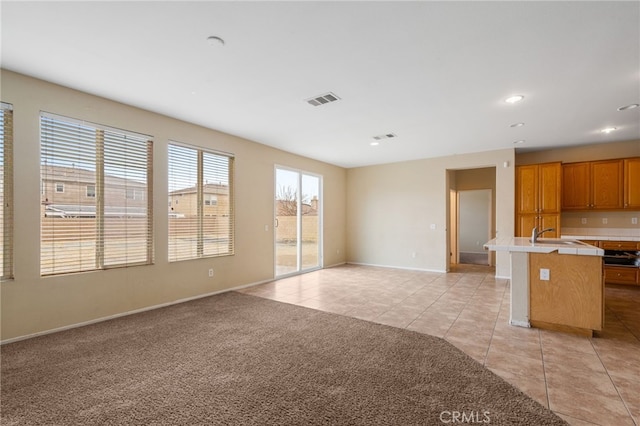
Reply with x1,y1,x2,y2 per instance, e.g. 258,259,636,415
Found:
540,268,550,281
633,217,638,225
430,224,436,230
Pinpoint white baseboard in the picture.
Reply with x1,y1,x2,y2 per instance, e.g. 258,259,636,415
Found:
1,278,274,345
347,261,447,274
509,319,531,328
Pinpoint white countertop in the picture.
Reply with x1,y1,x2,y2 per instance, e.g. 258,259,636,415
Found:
484,237,604,256
562,234,640,242
561,228,640,242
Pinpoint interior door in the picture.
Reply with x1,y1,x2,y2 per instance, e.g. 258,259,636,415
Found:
458,189,491,265
275,167,321,277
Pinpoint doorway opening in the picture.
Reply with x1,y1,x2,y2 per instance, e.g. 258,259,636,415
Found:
458,189,492,265
448,167,496,268
275,167,322,278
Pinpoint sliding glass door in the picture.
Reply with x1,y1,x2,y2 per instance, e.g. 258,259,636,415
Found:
275,167,321,277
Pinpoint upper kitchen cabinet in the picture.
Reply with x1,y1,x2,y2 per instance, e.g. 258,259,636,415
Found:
516,162,561,237
562,159,624,210
624,157,640,209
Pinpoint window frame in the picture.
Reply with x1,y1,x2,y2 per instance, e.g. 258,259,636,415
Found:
0,102,14,280
40,112,154,276
168,141,234,262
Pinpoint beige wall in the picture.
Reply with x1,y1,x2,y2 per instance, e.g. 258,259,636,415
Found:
516,141,640,232
0,70,347,341
346,150,514,277
515,140,639,165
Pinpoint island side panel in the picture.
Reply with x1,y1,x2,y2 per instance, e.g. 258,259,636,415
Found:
510,251,531,327
529,252,603,332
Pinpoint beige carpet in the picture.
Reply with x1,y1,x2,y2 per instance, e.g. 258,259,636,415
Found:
1,292,566,425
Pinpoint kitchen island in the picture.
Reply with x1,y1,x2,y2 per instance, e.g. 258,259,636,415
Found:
484,237,604,336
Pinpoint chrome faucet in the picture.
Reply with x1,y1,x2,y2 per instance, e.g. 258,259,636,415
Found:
531,227,555,243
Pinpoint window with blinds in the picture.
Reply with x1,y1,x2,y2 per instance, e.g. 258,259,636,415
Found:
168,142,234,262
40,112,153,275
0,102,14,280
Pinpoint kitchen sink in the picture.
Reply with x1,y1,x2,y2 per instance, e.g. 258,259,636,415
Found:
534,239,587,246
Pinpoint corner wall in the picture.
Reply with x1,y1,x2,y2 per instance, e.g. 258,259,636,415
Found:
346,150,515,278
0,70,347,341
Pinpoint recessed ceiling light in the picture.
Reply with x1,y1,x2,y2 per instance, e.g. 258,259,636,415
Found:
513,140,525,145
370,141,380,146
617,103,639,111
505,95,524,104
207,36,225,46
510,122,525,128
601,127,617,134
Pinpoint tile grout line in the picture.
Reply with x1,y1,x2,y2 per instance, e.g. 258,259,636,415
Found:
588,335,638,426
442,273,498,346
482,277,511,369
538,332,554,413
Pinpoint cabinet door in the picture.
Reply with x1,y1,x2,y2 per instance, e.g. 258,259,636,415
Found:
539,214,560,237
624,158,640,209
539,162,561,213
600,241,638,251
562,162,590,210
516,214,536,238
516,165,538,214
591,160,623,209
604,266,638,285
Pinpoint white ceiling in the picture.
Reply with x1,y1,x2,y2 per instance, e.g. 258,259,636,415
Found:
2,1,639,168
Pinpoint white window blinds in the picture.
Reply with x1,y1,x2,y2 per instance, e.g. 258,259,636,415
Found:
40,112,153,275
168,142,234,262
0,103,14,280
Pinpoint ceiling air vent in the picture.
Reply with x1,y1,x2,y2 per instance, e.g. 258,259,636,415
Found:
373,133,397,141
306,92,340,107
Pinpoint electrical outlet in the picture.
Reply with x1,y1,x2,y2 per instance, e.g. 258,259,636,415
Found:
633,217,638,225
430,224,436,230
602,218,608,225
411,252,416,258
581,218,587,225
540,268,550,281
264,224,269,231
208,268,214,277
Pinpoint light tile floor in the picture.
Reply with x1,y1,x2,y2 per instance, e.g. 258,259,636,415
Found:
238,263,640,426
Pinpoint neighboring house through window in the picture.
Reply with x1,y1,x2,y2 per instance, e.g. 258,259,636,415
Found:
168,142,234,261
40,112,153,275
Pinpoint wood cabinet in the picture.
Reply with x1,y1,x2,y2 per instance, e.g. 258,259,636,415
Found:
529,252,603,336
562,162,590,210
577,239,640,286
624,157,640,209
562,159,632,210
516,163,561,238
604,266,638,285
